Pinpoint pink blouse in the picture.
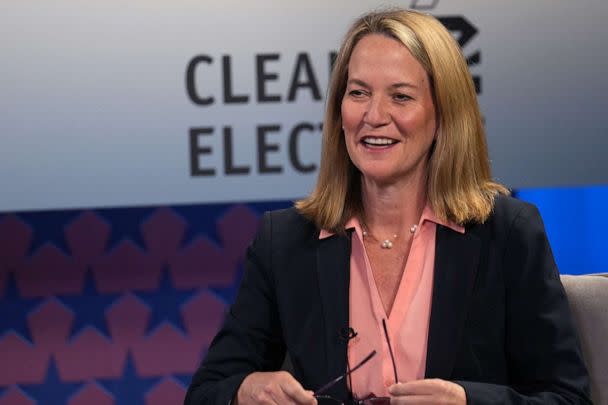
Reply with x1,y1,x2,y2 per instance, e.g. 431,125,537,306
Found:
320,204,464,398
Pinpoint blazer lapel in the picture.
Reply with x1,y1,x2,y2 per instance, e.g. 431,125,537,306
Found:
425,224,481,379
316,232,351,398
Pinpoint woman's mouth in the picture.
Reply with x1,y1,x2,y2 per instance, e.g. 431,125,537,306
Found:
361,136,398,148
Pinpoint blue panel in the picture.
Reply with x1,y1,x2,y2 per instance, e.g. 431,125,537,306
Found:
516,185,608,275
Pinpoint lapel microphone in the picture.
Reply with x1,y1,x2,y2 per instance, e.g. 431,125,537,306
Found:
339,327,358,342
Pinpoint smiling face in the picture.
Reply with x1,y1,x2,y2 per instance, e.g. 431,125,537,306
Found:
341,34,437,188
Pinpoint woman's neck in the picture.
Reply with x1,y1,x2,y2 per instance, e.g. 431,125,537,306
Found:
360,173,427,237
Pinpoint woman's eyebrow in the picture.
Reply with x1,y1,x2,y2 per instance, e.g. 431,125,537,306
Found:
391,82,418,90
347,78,370,88
347,78,418,90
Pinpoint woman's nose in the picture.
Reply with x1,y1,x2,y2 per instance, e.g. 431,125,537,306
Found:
363,97,390,127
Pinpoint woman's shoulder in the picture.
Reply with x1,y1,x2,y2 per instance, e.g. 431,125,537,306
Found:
250,207,324,267
263,206,315,228
259,206,319,241
473,194,546,239
491,194,539,220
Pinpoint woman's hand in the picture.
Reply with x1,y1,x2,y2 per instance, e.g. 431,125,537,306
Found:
388,378,466,404
235,371,317,405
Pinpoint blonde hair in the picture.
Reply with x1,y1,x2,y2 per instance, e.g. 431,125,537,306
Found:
296,9,508,233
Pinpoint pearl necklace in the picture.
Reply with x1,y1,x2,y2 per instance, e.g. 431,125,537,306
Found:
362,224,418,249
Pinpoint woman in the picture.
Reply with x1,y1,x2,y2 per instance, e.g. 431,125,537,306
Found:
185,9,591,405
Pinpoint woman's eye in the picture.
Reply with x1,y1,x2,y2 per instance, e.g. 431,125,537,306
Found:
394,93,411,102
349,89,366,97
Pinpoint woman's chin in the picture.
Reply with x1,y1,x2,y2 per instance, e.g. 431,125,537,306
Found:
360,171,403,188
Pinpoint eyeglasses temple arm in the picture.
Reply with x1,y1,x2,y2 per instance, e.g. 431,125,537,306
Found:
382,319,399,384
314,350,377,395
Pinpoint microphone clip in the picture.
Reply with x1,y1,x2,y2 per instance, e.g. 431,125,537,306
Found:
339,327,358,342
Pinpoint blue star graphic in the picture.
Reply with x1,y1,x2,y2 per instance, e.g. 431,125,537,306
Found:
0,273,42,342
98,206,155,251
99,353,160,405
135,269,196,335
17,210,78,255
175,203,233,246
58,271,119,339
20,357,82,404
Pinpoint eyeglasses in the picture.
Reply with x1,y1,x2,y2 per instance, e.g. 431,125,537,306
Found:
313,319,398,405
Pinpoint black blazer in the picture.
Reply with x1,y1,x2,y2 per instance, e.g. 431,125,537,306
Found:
185,196,591,404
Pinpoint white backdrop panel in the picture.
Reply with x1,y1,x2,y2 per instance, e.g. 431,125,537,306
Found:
1,0,607,212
